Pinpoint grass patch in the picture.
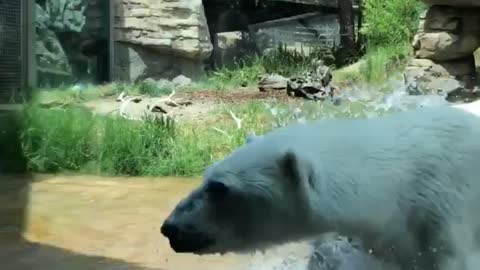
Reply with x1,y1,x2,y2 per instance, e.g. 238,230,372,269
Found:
361,0,425,48
191,58,266,91
333,43,411,86
19,96,397,177
189,44,336,91
31,81,176,108
32,84,119,105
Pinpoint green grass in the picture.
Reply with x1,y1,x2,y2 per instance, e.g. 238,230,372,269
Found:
333,43,412,86
31,80,176,109
20,40,414,178
18,96,398,177
361,0,425,48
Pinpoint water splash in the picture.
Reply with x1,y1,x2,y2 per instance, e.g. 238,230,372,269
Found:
244,243,313,270
243,78,457,270
263,77,452,128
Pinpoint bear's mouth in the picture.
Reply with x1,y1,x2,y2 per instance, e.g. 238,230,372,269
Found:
169,235,214,254
165,231,215,253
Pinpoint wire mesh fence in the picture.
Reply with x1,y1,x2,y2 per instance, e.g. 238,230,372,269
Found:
0,0,22,103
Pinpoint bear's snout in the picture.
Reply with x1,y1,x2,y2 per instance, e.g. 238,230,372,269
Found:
161,219,215,253
160,221,178,239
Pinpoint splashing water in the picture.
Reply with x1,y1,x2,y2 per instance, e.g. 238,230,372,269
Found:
244,242,313,270
241,78,468,270
263,78,452,129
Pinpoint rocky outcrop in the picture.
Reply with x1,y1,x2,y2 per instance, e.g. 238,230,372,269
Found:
406,2,480,97
113,0,213,82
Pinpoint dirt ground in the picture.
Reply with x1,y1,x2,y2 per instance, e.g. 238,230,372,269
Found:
0,175,311,270
83,89,294,121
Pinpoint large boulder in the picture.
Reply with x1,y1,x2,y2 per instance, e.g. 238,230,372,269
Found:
413,32,480,61
114,0,213,81
406,4,480,99
412,6,480,62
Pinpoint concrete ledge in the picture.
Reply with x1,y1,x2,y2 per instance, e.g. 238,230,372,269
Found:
422,0,480,7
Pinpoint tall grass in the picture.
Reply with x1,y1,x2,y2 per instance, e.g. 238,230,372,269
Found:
359,44,411,83
21,106,179,175
333,43,411,86
361,0,425,49
32,80,176,108
19,97,397,177
193,44,336,91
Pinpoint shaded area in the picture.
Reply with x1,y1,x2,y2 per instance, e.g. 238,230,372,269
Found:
35,0,111,88
0,111,159,270
0,111,31,241
0,239,157,270
0,1,23,102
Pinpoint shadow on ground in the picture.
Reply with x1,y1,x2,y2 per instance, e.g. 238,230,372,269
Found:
0,110,158,270
0,238,157,270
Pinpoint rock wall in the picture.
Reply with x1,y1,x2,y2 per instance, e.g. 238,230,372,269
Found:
406,1,480,98
113,0,213,82
35,0,108,87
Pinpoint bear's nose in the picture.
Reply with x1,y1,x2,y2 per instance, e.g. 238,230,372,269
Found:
161,221,179,239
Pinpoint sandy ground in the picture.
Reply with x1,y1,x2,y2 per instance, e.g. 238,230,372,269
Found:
83,89,293,121
0,175,311,270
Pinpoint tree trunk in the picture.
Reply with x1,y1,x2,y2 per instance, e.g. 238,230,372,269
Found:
337,0,357,63
356,0,365,54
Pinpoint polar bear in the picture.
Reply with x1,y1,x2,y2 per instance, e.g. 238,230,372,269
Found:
161,104,480,269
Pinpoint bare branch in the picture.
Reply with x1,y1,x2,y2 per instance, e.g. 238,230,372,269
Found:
119,94,144,119
165,89,182,107
212,127,230,137
229,110,242,129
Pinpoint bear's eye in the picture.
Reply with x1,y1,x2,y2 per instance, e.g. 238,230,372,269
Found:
205,181,230,201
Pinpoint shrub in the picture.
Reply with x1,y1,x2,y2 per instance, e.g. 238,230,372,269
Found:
361,0,425,48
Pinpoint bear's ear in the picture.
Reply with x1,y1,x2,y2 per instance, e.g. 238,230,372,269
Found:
246,132,261,144
278,149,308,186
205,180,230,201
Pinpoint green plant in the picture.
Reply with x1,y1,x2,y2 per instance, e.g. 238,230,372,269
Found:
19,90,401,177
333,43,411,85
21,106,97,172
359,44,411,84
202,57,266,90
361,0,425,48
194,43,337,91
262,44,335,76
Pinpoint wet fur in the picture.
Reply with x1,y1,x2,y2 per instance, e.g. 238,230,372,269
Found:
162,105,480,269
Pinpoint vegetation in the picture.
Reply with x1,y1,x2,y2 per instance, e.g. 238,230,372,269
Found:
361,0,425,49
335,43,412,85
16,98,396,177
7,0,428,178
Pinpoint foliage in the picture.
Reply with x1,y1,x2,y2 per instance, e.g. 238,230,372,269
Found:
361,0,425,48
359,43,411,83
198,44,336,91
333,43,411,85
19,96,398,177
261,44,336,76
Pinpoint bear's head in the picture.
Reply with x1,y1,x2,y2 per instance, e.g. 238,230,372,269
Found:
161,133,317,254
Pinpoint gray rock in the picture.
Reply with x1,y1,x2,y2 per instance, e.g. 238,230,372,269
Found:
156,79,173,89
403,66,464,97
172,75,192,87
114,43,204,83
115,0,212,60
143,78,157,84
258,74,289,92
